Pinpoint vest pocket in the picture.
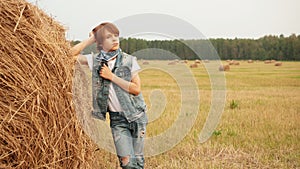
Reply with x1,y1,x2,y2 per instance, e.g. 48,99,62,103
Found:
115,66,131,81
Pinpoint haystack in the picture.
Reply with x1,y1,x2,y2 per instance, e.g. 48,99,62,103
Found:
194,59,201,64
142,61,150,65
219,65,230,71
229,60,240,65
0,0,96,168
274,62,282,66
190,63,198,68
168,61,177,65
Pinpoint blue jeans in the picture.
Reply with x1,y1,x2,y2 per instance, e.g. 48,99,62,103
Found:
109,112,147,169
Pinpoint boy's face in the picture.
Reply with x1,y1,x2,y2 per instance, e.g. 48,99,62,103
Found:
101,29,119,52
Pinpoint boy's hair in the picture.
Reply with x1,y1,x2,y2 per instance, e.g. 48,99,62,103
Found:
92,22,119,51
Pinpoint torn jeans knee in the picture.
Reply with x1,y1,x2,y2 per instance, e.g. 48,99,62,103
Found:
118,155,138,169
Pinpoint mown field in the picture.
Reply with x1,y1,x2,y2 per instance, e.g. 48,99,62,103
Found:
91,60,299,169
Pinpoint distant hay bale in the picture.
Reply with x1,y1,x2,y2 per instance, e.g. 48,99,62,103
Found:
219,65,230,71
233,61,240,65
203,59,210,63
274,62,282,66
168,61,177,65
190,63,198,68
183,60,188,63
271,60,276,63
194,59,201,64
229,60,240,65
180,60,187,64
142,61,150,65
247,60,253,63
264,60,271,64
0,0,95,168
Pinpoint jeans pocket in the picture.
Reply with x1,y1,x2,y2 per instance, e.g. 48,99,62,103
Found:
109,113,127,128
136,112,148,125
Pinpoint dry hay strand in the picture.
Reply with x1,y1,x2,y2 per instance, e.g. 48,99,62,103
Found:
219,65,230,71
0,0,96,168
77,54,89,66
208,146,262,168
274,62,282,66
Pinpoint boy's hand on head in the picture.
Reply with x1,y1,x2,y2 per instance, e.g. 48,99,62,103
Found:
88,32,96,43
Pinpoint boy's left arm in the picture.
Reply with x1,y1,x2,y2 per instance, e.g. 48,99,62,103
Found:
100,65,141,95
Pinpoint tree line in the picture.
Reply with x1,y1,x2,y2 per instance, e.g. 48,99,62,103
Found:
72,34,300,60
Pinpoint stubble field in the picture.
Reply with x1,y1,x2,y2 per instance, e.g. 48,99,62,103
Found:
92,60,299,169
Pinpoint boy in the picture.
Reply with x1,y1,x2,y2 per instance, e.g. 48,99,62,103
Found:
71,22,147,169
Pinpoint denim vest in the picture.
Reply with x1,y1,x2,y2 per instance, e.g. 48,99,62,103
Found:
91,52,146,122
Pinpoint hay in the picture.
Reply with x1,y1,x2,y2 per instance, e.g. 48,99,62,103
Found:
142,61,150,65
219,65,230,71
194,59,201,64
228,60,240,65
189,63,198,68
168,61,177,65
0,0,96,168
77,54,89,66
233,61,240,65
181,60,188,64
274,62,282,66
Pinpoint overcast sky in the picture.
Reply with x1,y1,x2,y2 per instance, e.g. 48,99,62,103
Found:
28,0,299,40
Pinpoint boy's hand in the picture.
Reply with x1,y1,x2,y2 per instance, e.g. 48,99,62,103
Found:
100,65,114,81
89,32,96,43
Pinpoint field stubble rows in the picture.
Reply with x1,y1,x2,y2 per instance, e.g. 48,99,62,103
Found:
88,60,299,169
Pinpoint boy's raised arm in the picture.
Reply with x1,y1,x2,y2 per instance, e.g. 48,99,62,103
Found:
70,34,96,56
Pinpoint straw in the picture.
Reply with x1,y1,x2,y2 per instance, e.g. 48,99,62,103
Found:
0,0,97,168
